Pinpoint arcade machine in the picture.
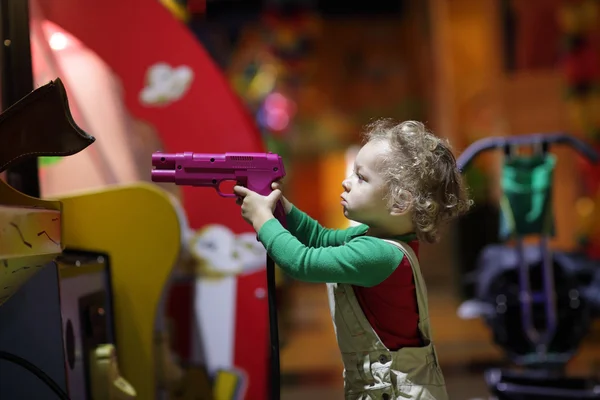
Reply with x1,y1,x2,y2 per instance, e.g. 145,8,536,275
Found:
0,81,186,399
0,78,100,399
0,1,137,398
0,83,138,396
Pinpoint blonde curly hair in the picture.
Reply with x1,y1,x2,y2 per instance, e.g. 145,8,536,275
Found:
363,119,472,243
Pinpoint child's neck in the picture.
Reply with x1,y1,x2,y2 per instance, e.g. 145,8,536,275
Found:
366,217,414,239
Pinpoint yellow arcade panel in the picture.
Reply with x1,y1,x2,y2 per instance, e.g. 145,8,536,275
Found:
57,183,182,400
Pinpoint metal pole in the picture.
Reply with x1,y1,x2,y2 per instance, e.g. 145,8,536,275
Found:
266,255,281,400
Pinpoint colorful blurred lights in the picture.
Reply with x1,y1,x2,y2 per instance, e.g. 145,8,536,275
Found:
264,92,289,112
266,108,290,131
262,92,295,132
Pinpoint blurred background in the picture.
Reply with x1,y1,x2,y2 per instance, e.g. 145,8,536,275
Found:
5,0,600,399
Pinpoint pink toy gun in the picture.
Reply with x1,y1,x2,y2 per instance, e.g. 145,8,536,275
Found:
151,151,286,399
151,151,287,226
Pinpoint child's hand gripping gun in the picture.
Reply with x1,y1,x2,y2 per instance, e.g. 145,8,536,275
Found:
151,151,287,226
151,150,286,400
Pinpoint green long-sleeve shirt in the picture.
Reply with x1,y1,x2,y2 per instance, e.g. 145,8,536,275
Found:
257,205,414,287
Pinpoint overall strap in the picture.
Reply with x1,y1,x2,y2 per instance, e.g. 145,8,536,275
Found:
382,239,433,340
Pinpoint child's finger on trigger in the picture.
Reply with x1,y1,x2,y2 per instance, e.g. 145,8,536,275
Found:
233,185,248,196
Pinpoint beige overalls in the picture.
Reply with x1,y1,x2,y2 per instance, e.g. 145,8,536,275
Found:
327,239,449,400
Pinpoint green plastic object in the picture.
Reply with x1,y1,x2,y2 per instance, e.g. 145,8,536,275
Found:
499,154,556,239
38,156,63,167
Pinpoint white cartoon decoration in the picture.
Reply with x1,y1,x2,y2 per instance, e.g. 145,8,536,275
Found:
187,224,267,377
139,62,193,106
186,224,266,277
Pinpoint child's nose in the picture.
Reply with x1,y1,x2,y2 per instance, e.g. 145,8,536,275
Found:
342,179,350,191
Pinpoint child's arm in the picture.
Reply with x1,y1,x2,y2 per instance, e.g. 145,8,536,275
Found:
283,196,365,248
233,185,397,284
258,218,404,286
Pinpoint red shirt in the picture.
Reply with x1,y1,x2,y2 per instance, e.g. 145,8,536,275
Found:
352,240,421,350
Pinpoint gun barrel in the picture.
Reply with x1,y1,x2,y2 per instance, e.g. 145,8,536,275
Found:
151,169,176,182
152,152,177,169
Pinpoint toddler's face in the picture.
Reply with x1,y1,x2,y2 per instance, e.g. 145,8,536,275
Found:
341,140,390,225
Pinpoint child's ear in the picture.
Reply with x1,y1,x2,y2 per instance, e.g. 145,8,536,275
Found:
390,203,410,216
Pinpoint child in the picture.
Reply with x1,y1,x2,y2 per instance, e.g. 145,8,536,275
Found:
233,119,471,399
